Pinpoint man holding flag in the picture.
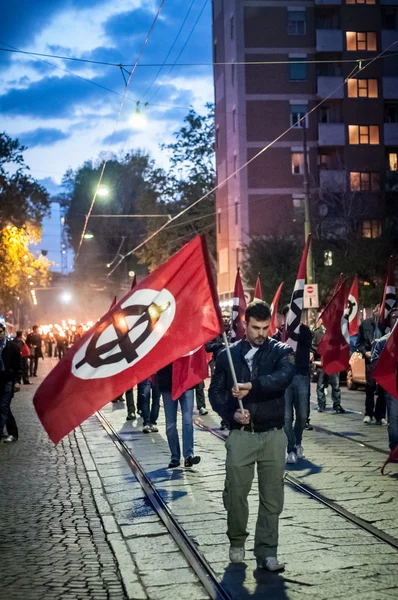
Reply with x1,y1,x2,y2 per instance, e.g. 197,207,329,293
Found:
209,301,295,571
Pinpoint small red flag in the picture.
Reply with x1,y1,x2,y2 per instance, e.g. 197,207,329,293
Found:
269,283,283,338
318,279,350,375
254,275,262,302
347,276,359,336
380,256,396,327
284,235,311,350
231,268,247,341
373,323,398,398
172,345,211,400
34,235,223,444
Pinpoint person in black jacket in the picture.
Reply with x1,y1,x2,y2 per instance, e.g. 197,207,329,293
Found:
26,325,43,377
356,305,386,424
0,325,21,442
208,301,295,572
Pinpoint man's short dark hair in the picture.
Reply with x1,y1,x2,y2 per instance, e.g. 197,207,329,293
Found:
245,301,271,323
16,330,23,337
32,325,38,331
282,304,290,317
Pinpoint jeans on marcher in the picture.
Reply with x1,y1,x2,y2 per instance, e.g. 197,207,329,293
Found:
195,381,206,410
385,392,398,450
162,390,194,461
125,388,136,416
316,370,341,408
365,363,386,420
0,381,18,438
284,374,309,453
139,379,160,426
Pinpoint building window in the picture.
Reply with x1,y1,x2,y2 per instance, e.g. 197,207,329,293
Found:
234,201,239,225
362,220,382,239
233,153,237,177
292,196,305,221
231,62,235,86
216,126,220,149
318,153,332,169
290,104,308,128
319,106,330,124
348,125,379,145
324,251,333,267
230,15,234,39
232,108,236,132
289,59,307,81
346,0,375,4
389,152,398,171
288,10,306,35
350,172,380,192
217,210,221,234
385,103,398,123
317,63,343,77
347,78,378,98
315,11,340,30
382,8,398,30
346,32,377,52
292,152,305,174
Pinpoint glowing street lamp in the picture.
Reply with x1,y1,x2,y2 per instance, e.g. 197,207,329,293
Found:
130,101,148,130
60,292,72,304
83,233,94,240
97,186,109,198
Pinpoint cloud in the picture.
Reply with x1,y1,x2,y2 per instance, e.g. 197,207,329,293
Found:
101,129,133,145
19,127,70,147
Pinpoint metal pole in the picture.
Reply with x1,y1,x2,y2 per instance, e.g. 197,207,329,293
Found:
222,331,244,413
303,121,313,284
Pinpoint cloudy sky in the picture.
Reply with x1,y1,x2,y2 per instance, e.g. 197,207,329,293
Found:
1,0,213,194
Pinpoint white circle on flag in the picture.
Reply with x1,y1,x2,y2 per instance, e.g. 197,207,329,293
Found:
72,288,175,380
347,293,358,323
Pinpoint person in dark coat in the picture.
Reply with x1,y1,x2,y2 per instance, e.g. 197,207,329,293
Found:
26,325,43,377
0,325,21,442
13,330,31,385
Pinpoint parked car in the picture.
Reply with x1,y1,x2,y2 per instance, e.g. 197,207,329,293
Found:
346,351,366,390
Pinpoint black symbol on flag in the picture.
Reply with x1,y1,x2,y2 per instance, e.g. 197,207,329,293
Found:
286,289,303,344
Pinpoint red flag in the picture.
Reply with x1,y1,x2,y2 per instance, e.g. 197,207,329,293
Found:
269,283,283,338
347,276,359,336
130,274,137,290
381,446,398,474
34,235,223,444
172,345,210,400
231,268,247,341
110,296,117,309
284,235,311,350
254,275,262,302
380,256,396,327
318,279,350,375
373,323,398,398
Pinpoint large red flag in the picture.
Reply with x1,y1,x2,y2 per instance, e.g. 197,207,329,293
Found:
318,279,350,375
284,235,311,350
269,283,283,338
254,275,262,302
380,256,396,327
373,322,398,398
347,276,359,336
172,345,211,400
34,235,223,444
231,268,247,341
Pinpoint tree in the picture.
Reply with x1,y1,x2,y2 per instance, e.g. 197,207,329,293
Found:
0,224,52,313
136,103,216,270
0,132,50,228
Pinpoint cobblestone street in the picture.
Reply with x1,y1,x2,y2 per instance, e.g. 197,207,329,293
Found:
1,360,398,599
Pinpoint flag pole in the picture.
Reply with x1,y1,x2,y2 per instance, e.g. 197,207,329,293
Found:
222,331,245,413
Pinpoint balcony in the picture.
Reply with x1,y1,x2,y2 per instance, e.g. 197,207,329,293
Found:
318,123,345,146
383,77,398,99
319,169,346,193
382,30,398,51
317,76,344,99
385,123,398,145
316,29,343,52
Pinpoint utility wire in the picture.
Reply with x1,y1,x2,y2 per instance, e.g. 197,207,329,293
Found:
75,0,167,260
107,38,398,277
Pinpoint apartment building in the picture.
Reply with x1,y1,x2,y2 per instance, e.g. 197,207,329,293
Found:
213,0,398,297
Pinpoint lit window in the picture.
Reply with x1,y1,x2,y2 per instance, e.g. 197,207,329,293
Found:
362,220,382,238
348,125,379,145
290,104,308,128
389,152,398,171
289,59,307,81
347,78,378,98
346,0,375,4
292,152,305,174
349,172,380,192
288,10,306,35
346,31,377,51
324,251,333,267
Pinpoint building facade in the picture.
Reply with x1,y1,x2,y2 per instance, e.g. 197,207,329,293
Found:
213,0,398,297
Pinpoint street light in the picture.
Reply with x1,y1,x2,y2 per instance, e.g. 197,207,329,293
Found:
130,101,148,130
83,233,94,240
97,186,109,198
60,292,72,304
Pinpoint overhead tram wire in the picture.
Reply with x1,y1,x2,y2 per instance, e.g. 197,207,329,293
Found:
75,0,167,261
107,38,398,278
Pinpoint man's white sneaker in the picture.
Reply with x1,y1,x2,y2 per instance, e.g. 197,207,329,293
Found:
363,416,372,424
376,418,388,426
199,407,208,416
286,451,297,464
229,546,245,563
3,435,17,443
295,445,305,459
257,556,285,572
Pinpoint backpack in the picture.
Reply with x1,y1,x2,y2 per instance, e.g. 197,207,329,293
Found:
20,343,30,358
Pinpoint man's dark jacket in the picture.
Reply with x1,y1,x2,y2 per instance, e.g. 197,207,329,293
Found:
356,318,383,359
208,338,295,431
0,340,21,386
